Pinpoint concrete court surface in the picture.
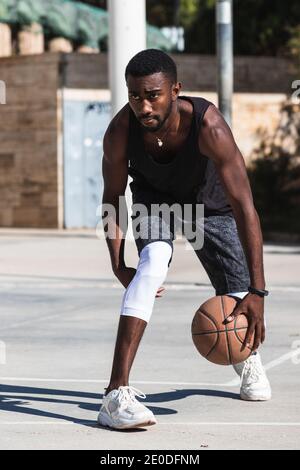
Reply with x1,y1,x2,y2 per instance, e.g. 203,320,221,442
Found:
0,228,300,450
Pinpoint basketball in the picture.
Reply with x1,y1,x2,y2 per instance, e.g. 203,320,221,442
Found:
191,295,254,365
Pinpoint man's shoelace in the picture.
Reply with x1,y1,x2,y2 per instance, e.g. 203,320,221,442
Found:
241,356,264,383
115,386,146,407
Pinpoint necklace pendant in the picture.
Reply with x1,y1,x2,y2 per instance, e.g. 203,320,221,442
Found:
157,138,163,147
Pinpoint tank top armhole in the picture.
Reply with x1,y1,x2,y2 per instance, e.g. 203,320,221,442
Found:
195,98,213,125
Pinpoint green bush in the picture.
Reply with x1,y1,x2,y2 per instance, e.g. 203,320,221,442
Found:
248,101,300,233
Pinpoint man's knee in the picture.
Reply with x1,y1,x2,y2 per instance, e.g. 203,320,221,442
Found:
120,241,172,323
138,241,172,278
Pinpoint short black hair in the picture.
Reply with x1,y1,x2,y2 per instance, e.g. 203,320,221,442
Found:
125,49,177,84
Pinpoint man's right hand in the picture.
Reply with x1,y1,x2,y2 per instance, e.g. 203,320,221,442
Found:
114,266,137,289
114,266,165,298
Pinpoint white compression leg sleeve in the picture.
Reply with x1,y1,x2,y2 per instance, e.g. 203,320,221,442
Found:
120,241,172,323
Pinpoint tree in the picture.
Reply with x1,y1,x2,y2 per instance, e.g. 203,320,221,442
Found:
72,0,300,56
248,100,300,234
185,0,300,56
78,0,200,29
74,0,107,8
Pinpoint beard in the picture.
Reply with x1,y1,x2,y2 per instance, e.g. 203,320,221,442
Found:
139,100,173,133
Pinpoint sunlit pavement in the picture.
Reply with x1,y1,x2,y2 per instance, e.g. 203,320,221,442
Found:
0,229,299,450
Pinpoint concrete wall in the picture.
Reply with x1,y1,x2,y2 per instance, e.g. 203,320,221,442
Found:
61,52,290,161
61,52,295,93
0,52,293,228
60,52,289,161
175,54,294,94
0,53,61,228
185,92,287,163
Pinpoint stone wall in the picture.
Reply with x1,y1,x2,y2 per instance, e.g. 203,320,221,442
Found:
0,52,293,228
175,54,294,94
0,53,61,228
62,52,295,93
61,52,290,161
185,92,287,163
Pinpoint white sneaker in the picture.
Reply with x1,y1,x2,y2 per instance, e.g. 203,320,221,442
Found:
97,385,157,429
233,352,272,401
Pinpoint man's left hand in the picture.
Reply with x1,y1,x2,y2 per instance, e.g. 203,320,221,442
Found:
223,294,265,352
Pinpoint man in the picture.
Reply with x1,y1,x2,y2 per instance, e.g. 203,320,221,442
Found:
98,49,271,430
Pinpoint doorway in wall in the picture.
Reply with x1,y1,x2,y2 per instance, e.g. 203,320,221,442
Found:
63,90,111,228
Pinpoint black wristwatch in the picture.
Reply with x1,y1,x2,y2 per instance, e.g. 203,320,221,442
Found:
248,286,269,297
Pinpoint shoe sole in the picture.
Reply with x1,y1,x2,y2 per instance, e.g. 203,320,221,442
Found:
98,412,157,430
240,392,272,401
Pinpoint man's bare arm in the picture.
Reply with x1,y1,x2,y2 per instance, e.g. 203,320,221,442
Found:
199,105,266,351
102,106,165,296
199,105,265,289
102,105,129,274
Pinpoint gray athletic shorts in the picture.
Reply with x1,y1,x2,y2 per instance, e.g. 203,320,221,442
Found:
130,184,251,296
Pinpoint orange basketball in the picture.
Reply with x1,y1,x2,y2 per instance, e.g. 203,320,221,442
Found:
191,295,254,365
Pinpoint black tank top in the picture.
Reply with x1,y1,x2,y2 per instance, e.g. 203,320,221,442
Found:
127,95,233,216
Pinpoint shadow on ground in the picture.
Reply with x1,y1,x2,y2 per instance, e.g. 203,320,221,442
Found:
0,384,240,431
